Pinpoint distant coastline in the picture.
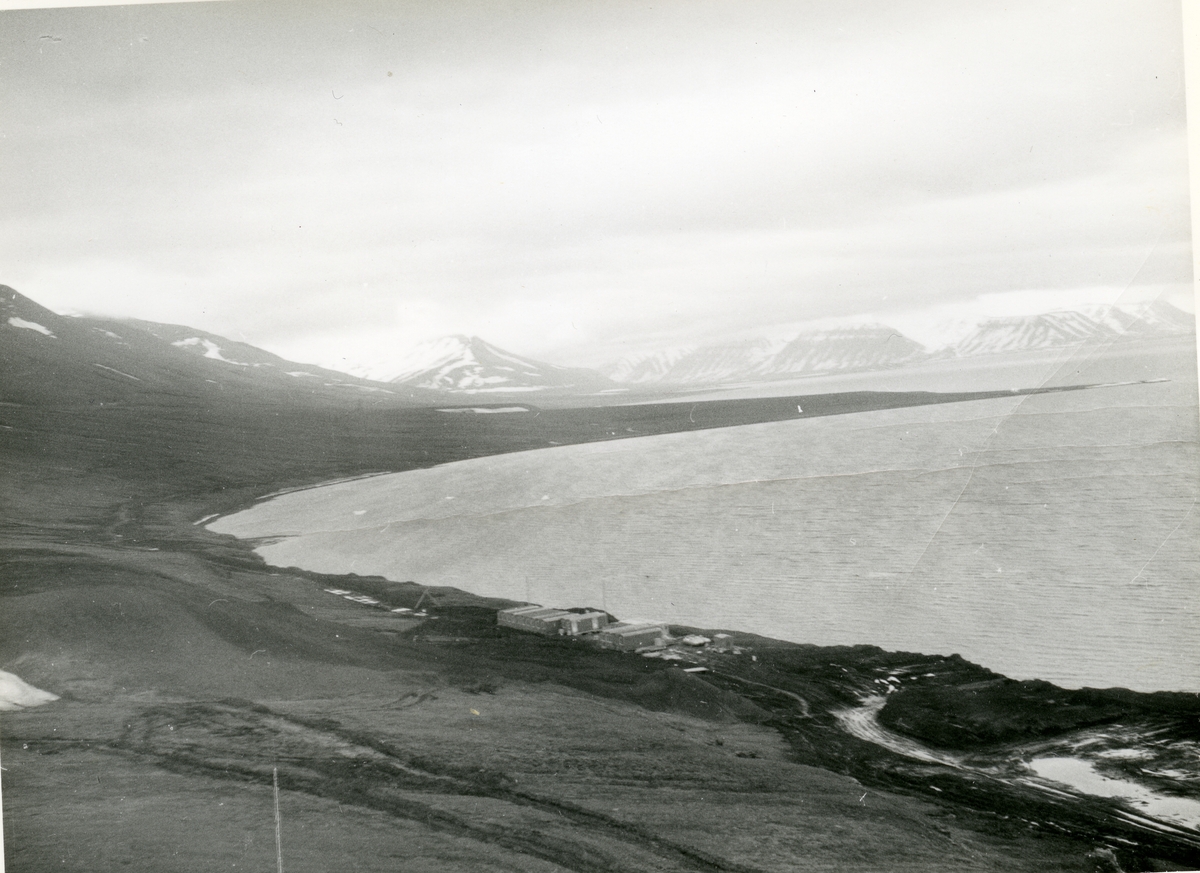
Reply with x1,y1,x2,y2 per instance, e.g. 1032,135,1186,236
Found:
210,340,1199,695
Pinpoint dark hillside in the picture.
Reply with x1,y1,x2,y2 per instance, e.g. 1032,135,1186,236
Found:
4,286,1198,872
879,678,1200,750
0,286,430,409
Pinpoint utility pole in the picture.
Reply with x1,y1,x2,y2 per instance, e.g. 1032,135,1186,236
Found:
1,727,6,873
273,767,284,873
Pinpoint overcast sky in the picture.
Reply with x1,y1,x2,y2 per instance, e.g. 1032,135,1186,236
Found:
0,0,1192,371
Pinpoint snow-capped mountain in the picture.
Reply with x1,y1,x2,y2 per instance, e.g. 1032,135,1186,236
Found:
650,337,786,385
376,335,614,394
601,324,928,385
599,303,1193,387
1080,300,1197,337
949,311,1116,357
603,346,694,383
951,302,1194,357
769,325,927,376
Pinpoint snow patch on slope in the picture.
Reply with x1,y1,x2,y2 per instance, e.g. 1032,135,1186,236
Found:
0,670,58,711
7,317,56,338
172,337,249,366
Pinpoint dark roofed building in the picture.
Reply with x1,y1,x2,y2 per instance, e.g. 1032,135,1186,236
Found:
559,610,608,636
497,605,572,636
596,621,669,651
498,605,610,637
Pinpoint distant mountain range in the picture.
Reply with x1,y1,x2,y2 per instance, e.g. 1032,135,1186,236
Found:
328,301,1194,394
599,301,1195,388
3,287,1193,400
947,304,1195,358
604,324,927,386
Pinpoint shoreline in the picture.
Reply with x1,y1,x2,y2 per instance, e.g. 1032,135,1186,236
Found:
187,531,1200,858
5,330,1197,871
218,519,1200,696
318,573,1200,866
6,460,1200,872
203,362,1200,698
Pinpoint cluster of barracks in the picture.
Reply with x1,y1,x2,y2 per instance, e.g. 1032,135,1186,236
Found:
496,604,671,650
496,604,729,654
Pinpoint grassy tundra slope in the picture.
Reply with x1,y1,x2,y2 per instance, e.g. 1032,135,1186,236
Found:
2,288,1198,872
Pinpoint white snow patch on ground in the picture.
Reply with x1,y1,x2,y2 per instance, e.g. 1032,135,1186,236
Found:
324,382,394,393
1096,748,1152,760
7,317,56,338
172,337,249,366
0,670,59,711
436,407,530,414
458,385,546,393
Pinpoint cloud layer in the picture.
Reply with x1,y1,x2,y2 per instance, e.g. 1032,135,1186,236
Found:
1,0,1191,369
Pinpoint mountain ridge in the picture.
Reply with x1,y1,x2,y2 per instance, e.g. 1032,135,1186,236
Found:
0,286,430,408
5,287,1193,398
598,302,1194,387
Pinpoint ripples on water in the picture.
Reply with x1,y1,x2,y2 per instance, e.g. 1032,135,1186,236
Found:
211,342,1200,693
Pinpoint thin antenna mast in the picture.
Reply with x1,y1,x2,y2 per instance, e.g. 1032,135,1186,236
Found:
414,587,438,611
273,767,284,873
1,727,7,873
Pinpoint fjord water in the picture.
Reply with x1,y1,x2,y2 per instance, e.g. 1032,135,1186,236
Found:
211,338,1200,692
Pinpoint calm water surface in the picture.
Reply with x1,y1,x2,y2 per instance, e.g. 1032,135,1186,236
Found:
212,347,1200,692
